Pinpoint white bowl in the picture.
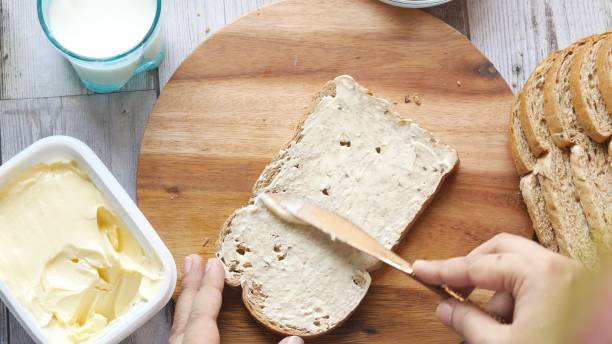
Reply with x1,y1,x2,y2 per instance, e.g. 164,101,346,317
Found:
0,136,177,344
378,0,452,8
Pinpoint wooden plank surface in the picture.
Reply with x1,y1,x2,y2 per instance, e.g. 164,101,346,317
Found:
137,0,527,342
0,0,609,343
467,0,612,92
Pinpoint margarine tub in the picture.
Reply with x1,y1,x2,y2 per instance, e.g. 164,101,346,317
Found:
0,136,176,344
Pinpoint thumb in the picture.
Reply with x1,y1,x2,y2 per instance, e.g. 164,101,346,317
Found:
437,299,509,343
278,336,304,344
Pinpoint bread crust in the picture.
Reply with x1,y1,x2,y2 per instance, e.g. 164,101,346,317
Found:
597,34,612,113
216,82,343,338
536,146,599,269
509,96,536,175
216,78,458,337
519,53,559,157
519,173,559,252
570,34,612,143
569,138,612,251
543,38,592,147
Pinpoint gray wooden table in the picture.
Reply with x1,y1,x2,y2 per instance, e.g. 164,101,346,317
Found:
0,0,610,343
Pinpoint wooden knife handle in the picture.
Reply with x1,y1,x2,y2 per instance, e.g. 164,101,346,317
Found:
409,273,508,324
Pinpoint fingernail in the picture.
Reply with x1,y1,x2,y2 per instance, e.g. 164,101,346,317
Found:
184,256,193,274
279,336,304,344
205,258,216,273
436,302,453,326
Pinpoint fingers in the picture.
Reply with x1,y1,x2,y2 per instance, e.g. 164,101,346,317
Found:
437,299,509,343
171,254,206,340
468,233,547,258
279,336,304,344
182,258,225,344
414,253,525,294
414,257,471,288
487,291,514,322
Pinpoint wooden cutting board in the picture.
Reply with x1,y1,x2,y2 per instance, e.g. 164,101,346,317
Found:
137,0,531,342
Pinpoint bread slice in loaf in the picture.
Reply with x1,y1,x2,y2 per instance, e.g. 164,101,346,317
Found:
535,144,599,269
520,53,559,157
544,39,591,147
597,34,612,112
216,75,458,336
509,97,537,175
570,34,612,143
519,173,559,252
569,136,612,251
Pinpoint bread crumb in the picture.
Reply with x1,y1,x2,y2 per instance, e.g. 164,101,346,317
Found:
456,80,462,87
205,27,211,34
404,95,411,103
393,101,398,105
203,237,210,247
167,186,179,200
413,94,422,106
398,118,411,126
512,80,517,88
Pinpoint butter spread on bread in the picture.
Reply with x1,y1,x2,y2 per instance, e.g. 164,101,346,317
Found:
217,75,458,336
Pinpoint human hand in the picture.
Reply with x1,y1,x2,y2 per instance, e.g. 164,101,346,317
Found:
413,233,582,344
170,254,304,344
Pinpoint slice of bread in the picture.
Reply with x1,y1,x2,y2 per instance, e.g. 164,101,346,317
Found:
535,144,599,269
216,75,458,336
597,34,612,112
569,136,612,251
509,97,537,175
519,53,559,157
544,39,591,147
570,34,612,143
519,173,559,252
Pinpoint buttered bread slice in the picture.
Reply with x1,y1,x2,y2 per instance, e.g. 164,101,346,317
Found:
217,75,458,336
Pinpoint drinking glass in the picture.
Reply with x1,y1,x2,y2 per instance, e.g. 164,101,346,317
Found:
37,0,164,93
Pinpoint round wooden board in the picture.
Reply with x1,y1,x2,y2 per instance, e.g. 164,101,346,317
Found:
137,0,531,342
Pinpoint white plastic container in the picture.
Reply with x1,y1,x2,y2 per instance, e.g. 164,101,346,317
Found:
0,136,176,344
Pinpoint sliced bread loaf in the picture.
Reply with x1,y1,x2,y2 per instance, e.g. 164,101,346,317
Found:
509,97,537,175
570,34,612,143
519,173,559,252
597,34,612,112
535,144,599,269
216,75,459,336
544,39,591,147
520,53,559,157
569,136,612,251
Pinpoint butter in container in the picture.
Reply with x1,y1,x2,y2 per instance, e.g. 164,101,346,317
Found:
0,136,176,344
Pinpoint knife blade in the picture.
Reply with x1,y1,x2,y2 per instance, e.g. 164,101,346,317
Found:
258,192,469,303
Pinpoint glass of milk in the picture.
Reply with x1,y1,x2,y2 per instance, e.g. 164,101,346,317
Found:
37,0,163,93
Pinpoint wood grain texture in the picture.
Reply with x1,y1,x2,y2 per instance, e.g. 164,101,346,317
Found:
0,0,609,343
137,0,529,342
424,0,470,37
0,309,7,344
467,0,612,93
157,0,274,88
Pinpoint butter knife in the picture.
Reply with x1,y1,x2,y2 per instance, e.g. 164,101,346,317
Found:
258,193,470,303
